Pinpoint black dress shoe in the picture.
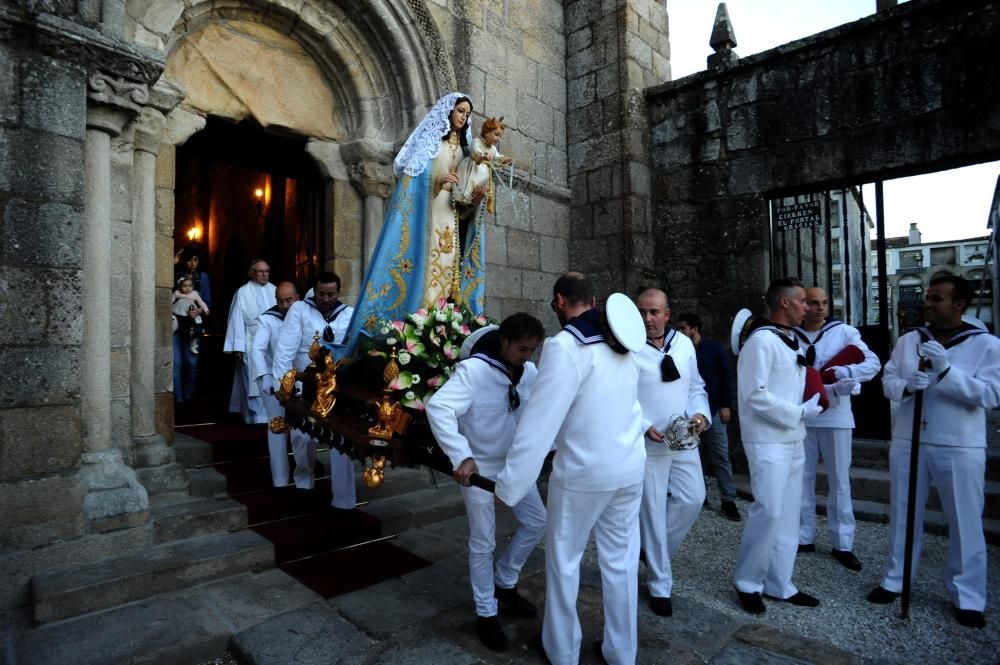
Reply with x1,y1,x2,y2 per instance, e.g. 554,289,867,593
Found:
866,586,900,604
476,615,507,651
494,585,537,617
721,501,742,521
764,591,819,607
954,607,986,628
797,543,815,553
650,595,673,617
735,588,766,614
831,549,862,571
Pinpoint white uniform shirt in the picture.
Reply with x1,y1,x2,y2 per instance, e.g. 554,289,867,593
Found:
636,330,711,457
272,299,354,378
495,322,646,506
426,356,538,477
793,321,882,429
249,307,285,385
883,327,1000,448
737,326,808,443
223,281,276,354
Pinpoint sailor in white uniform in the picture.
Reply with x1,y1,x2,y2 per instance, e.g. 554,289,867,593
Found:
496,273,647,665
634,289,710,618
732,278,823,614
793,287,881,570
224,259,276,423
867,274,1000,629
272,272,356,509
249,282,298,487
426,314,546,652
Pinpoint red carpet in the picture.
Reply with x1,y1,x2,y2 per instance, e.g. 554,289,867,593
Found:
177,417,431,598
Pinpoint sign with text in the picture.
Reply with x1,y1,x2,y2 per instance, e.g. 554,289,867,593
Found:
775,201,823,231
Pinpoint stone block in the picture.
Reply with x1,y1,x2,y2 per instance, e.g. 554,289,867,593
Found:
155,234,175,288
547,142,568,183
516,92,553,143
0,129,10,193
0,405,82,481
533,141,548,179
154,186,175,237
110,347,131,399
154,144,175,189
566,25,592,56
41,268,85,345
508,54,537,99
493,187,531,231
522,33,564,71
538,66,567,113
110,160,134,223
539,235,569,273
0,474,85,553
0,346,80,409
483,74,518,131
154,392,174,441
20,53,86,140
0,266,48,345
485,224,507,265
490,265,522,299
506,229,540,270
232,601,374,665
0,42,20,125
520,269,552,300
565,0,602,34
2,200,84,268
568,72,596,111
530,193,569,238
4,127,84,204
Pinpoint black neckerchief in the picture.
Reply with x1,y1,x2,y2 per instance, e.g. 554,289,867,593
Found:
304,298,348,323
793,319,843,365
748,323,809,367
645,328,676,354
261,304,287,321
564,309,606,345
917,322,985,349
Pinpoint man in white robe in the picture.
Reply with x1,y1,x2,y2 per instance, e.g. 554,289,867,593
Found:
868,274,999,629
249,281,298,487
272,272,356,509
224,259,276,424
634,289,710,618
496,272,646,665
732,278,822,614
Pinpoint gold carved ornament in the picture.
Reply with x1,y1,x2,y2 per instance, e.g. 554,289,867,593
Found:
270,416,290,434
275,368,299,402
310,354,341,418
363,455,387,489
307,332,322,368
367,348,409,440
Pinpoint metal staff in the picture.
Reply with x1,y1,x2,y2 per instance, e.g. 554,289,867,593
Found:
901,356,929,619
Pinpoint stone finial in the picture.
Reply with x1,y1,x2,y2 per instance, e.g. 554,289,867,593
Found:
707,3,739,69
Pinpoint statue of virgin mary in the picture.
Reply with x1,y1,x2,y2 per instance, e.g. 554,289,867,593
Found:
334,92,488,359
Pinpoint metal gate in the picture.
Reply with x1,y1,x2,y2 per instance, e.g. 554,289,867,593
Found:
768,185,892,440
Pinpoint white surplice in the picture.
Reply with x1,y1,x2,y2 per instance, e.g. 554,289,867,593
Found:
224,281,276,424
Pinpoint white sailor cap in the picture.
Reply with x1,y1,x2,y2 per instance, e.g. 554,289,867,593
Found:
459,324,499,360
604,293,646,353
730,308,755,356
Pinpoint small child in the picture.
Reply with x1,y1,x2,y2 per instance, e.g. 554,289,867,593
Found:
453,116,513,213
173,276,210,354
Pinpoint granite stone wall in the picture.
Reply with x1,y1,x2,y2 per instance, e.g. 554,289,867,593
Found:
646,0,1000,340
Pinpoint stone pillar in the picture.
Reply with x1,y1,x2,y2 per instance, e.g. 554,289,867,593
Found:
340,138,394,272
80,72,149,531
130,81,187,492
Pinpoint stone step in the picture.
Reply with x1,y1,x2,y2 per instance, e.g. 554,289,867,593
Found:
31,530,274,624
150,494,248,543
812,464,1000,520
360,483,467,536
16,569,321,665
187,466,229,498
850,439,1000,483
733,476,1000,544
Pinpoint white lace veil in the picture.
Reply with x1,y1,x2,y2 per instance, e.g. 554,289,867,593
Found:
393,92,474,177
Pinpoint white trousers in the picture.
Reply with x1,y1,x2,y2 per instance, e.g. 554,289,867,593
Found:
800,427,855,550
733,441,804,599
542,482,641,665
289,429,357,509
880,439,987,611
639,449,705,598
462,483,546,617
260,389,290,487
228,354,267,424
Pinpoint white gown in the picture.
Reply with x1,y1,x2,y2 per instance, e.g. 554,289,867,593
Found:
224,281,276,423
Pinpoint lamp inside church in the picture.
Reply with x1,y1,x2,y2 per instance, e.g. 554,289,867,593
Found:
186,223,203,242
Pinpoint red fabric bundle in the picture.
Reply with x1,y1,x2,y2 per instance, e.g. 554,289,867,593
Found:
819,345,865,384
804,367,830,412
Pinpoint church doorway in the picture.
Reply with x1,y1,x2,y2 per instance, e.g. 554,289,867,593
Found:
174,118,327,412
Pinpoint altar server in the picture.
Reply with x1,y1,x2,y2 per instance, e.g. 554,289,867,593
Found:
496,272,647,665
224,259,276,423
426,314,546,652
732,278,823,614
867,274,999,629
634,289,709,618
793,287,881,570
272,272,356,509
249,281,299,487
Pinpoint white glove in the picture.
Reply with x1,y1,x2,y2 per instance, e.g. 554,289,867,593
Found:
920,340,950,373
259,374,275,395
802,393,823,419
905,371,930,393
832,378,860,396
830,366,851,380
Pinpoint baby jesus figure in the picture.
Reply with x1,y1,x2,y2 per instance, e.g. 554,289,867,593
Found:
453,116,513,213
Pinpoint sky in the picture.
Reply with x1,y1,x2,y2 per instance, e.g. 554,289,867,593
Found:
666,0,998,243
